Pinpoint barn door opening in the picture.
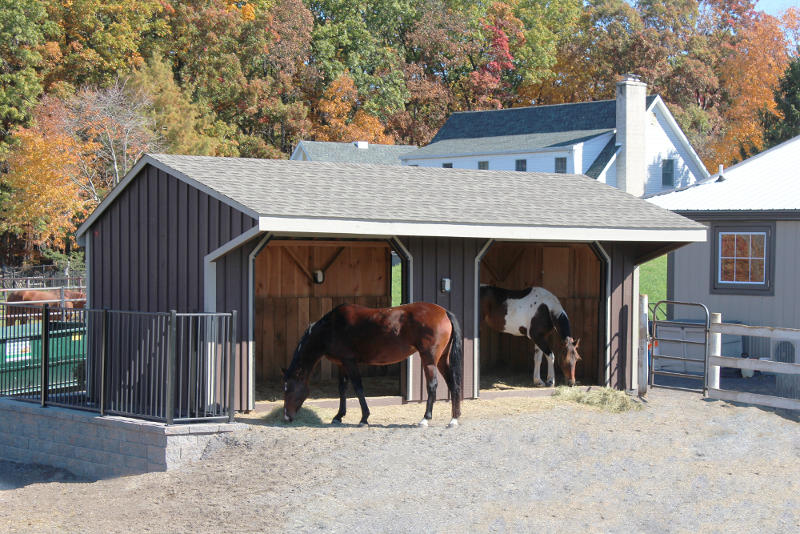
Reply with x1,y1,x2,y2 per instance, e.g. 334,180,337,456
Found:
252,239,403,401
478,242,602,391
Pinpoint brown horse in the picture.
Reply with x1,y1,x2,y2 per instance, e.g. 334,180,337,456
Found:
283,302,463,428
4,289,86,324
479,285,581,386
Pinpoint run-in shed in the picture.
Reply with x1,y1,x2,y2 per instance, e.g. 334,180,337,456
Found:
76,154,706,410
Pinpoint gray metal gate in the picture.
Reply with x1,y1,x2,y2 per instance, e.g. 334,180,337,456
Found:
649,300,710,393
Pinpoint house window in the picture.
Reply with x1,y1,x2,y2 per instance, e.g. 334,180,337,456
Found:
554,157,567,174
442,163,453,168
662,158,675,186
515,159,527,172
711,223,774,294
478,161,489,170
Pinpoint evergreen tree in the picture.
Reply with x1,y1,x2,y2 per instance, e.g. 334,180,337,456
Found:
763,54,800,148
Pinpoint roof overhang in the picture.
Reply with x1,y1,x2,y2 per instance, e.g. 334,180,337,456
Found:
256,216,707,243
675,210,800,221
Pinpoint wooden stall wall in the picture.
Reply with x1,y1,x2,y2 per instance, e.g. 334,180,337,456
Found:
253,241,392,382
479,242,602,386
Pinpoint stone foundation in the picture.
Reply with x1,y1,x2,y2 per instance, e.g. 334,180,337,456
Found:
0,399,240,479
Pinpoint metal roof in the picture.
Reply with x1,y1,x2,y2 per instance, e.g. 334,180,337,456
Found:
78,154,705,243
294,141,418,164
648,135,800,213
406,96,656,159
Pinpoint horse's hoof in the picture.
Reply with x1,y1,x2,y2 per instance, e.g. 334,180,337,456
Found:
331,418,342,425
418,419,429,427
447,418,459,428
546,380,555,387
533,381,545,388
358,421,369,427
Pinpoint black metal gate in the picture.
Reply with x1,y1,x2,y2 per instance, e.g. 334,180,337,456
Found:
649,300,710,393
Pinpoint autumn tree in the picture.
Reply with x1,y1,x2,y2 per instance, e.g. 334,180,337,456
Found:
313,72,393,143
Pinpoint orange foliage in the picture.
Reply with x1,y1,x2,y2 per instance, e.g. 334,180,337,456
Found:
313,72,393,144
1,126,88,250
709,12,800,166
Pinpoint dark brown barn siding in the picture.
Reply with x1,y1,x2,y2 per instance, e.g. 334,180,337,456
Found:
401,236,484,401
601,242,637,389
87,164,258,409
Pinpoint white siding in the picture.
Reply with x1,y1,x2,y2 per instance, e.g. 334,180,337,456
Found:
671,220,800,338
644,106,704,196
600,159,617,187
404,150,574,173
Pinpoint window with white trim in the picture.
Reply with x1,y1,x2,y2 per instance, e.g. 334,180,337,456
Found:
478,161,489,170
662,158,675,186
554,157,567,174
515,159,527,171
711,223,774,294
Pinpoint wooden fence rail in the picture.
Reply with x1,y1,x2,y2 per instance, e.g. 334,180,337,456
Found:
707,320,800,411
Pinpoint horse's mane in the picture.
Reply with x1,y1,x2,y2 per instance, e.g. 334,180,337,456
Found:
285,306,340,378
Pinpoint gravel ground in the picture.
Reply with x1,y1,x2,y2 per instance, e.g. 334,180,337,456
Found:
0,388,798,533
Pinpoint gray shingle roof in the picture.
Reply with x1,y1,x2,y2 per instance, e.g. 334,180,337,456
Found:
585,136,619,179
297,141,418,164
142,154,701,232
407,96,656,158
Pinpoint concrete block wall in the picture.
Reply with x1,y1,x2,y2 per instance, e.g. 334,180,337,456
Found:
0,399,240,479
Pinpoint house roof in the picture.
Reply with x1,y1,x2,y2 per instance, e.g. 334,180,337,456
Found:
648,135,800,214
293,141,418,164
77,154,705,244
404,96,656,159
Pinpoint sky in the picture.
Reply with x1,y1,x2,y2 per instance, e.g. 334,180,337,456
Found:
756,0,797,17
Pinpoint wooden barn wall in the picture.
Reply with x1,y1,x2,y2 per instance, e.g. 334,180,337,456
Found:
253,241,392,382
401,236,484,401
87,164,258,410
600,242,636,389
478,242,602,386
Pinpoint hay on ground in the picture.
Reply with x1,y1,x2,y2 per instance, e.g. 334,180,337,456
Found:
553,386,641,412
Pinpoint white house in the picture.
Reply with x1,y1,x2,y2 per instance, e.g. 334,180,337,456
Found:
291,140,418,165
402,76,709,197
649,134,800,361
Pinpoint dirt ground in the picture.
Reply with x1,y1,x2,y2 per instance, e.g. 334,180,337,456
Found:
0,387,798,533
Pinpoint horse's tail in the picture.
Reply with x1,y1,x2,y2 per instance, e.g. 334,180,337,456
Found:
445,310,463,400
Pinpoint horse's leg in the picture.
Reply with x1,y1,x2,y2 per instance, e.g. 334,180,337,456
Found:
532,345,545,387
332,364,348,424
532,335,555,387
343,359,370,426
419,362,438,427
436,358,460,428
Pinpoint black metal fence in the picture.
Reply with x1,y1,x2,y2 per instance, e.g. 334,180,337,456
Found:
0,303,237,424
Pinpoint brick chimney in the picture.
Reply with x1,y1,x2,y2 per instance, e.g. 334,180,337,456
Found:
616,74,647,197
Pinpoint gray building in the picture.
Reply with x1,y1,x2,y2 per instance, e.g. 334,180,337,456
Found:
77,154,705,410
649,135,800,360
291,140,418,165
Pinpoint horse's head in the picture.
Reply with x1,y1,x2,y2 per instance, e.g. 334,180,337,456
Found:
282,321,319,422
561,337,581,386
282,367,309,423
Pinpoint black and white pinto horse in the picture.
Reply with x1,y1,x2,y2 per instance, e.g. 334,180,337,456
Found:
479,285,581,386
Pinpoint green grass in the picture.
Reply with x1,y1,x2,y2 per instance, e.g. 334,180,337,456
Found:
639,254,667,318
553,386,642,412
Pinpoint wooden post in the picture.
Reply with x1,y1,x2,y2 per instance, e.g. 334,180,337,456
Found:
638,294,649,397
708,312,721,393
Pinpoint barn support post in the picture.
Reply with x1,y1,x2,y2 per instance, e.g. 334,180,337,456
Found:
473,239,494,398
638,294,649,397
593,243,612,387
631,266,640,393
390,237,414,401
707,312,722,393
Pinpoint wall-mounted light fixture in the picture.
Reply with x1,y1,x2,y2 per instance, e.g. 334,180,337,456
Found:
440,277,451,293
313,269,324,284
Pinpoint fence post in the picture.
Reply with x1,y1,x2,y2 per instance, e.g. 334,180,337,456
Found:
707,312,722,394
166,310,177,425
228,310,237,423
99,309,109,416
638,294,649,397
41,304,50,408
